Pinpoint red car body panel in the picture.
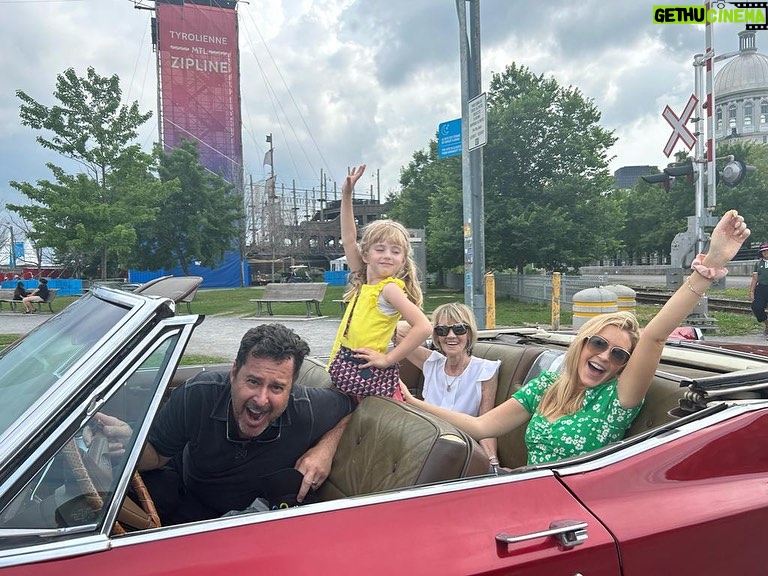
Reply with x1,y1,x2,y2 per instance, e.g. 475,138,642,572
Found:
562,410,768,576
2,475,621,576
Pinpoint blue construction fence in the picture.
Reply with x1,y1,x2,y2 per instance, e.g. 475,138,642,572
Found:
1,278,84,297
130,251,250,289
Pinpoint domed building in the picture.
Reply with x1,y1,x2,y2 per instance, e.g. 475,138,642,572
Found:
714,30,768,144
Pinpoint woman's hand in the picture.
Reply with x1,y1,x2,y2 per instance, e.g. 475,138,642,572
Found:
705,209,750,267
399,381,415,403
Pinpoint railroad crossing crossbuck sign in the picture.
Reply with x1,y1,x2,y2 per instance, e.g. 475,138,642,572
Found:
662,94,698,157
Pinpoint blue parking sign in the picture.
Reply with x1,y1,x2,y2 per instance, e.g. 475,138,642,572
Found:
438,118,462,158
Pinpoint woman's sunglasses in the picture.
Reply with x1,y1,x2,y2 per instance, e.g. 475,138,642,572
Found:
434,323,469,337
584,335,631,366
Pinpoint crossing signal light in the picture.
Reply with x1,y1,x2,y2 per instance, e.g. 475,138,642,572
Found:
719,159,755,187
641,172,672,191
641,158,755,190
663,159,694,181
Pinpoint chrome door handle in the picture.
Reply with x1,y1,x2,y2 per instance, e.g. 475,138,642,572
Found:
496,519,588,548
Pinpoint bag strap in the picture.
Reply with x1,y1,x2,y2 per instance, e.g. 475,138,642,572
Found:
341,289,361,338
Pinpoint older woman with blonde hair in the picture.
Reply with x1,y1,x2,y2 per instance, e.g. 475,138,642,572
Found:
396,302,501,466
401,210,750,465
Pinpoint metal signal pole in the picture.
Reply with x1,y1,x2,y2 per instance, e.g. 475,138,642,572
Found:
456,0,486,328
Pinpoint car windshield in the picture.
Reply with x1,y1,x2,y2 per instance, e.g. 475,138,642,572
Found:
0,293,130,438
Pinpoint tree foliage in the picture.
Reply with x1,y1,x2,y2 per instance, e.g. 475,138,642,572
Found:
130,140,244,275
389,142,463,272
391,63,620,274
8,67,155,278
483,64,620,272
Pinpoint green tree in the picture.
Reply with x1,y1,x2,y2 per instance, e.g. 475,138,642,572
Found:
130,140,243,275
8,67,155,278
483,64,620,272
391,64,622,275
389,141,463,273
620,152,695,264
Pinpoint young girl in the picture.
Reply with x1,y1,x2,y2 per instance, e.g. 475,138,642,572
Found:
328,164,432,400
401,210,750,465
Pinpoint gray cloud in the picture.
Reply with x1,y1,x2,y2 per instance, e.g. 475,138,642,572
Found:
0,0,764,212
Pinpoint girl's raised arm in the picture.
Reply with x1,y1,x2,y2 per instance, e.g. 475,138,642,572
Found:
340,165,366,273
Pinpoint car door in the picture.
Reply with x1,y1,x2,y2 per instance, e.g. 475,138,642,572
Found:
560,405,768,576
0,315,198,572
3,468,621,576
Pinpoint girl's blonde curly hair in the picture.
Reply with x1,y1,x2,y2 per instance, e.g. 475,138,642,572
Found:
344,219,423,307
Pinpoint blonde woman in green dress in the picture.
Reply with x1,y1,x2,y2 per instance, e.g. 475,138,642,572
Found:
401,210,750,465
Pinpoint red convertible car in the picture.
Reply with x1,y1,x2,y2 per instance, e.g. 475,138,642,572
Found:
1,286,767,575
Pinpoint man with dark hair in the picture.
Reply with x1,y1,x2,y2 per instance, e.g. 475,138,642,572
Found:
100,324,353,523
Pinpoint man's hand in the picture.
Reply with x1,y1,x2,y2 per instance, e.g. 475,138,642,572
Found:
294,414,352,502
294,442,333,503
94,413,133,457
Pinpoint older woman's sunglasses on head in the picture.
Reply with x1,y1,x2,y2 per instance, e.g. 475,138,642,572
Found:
584,335,631,366
434,323,469,337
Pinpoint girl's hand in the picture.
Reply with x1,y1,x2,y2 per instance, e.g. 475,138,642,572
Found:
342,165,366,196
352,347,390,368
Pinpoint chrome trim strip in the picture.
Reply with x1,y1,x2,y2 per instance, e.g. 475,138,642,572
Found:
0,535,108,568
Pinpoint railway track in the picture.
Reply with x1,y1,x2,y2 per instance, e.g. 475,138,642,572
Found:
635,290,752,314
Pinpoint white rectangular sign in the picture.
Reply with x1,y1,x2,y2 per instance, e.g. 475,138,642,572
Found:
468,92,487,151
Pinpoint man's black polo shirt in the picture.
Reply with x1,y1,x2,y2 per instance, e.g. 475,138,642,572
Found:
148,370,354,515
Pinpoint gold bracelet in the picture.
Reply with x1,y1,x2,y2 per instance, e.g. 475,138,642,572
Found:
685,278,706,298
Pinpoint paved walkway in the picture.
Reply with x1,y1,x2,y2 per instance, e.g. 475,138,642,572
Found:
0,310,343,362
2,307,767,361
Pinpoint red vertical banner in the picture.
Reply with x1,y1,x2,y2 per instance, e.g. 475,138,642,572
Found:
156,0,242,188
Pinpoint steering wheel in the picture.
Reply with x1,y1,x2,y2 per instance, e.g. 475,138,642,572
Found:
61,434,160,533
118,471,161,532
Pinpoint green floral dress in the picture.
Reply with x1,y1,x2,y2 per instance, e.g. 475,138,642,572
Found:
513,371,643,465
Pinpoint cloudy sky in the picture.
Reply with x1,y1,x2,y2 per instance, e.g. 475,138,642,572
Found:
0,0,761,210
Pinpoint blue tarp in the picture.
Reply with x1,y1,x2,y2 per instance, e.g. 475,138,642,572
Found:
1,278,84,297
323,270,348,286
129,251,250,288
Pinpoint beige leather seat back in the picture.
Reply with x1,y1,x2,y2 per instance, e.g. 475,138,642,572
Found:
319,396,489,501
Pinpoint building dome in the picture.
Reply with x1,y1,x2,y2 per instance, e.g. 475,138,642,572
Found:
714,30,768,145
714,31,768,98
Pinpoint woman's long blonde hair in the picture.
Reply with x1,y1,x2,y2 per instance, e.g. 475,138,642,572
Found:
537,312,640,420
344,219,423,307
